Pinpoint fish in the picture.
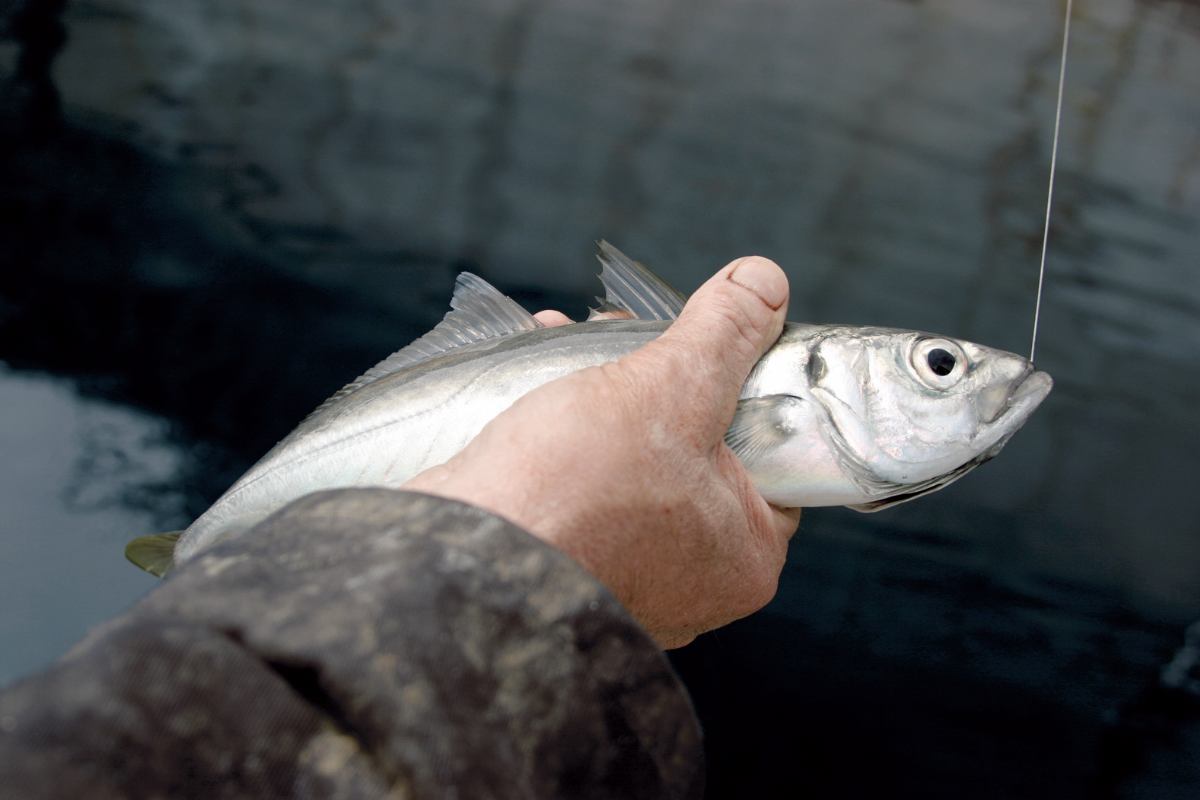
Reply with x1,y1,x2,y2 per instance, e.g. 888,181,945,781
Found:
126,242,1052,576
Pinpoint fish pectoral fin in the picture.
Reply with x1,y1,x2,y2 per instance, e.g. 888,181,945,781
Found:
595,241,688,321
124,531,183,578
725,395,806,463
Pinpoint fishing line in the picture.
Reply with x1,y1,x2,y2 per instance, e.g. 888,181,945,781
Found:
1030,0,1073,364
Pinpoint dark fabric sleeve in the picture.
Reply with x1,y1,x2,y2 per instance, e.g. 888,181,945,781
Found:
0,489,704,799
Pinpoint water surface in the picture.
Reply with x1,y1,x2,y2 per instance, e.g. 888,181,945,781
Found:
0,365,171,684
1,0,1196,795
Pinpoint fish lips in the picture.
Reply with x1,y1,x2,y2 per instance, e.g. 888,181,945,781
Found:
978,367,1054,426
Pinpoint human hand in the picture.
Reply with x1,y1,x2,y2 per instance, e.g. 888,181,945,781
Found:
404,256,801,648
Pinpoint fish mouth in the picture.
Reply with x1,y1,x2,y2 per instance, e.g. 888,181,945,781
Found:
981,367,1054,425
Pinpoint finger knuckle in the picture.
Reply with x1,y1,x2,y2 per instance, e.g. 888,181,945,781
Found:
745,566,781,613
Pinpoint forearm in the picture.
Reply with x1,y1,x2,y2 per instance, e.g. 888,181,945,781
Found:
0,490,702,799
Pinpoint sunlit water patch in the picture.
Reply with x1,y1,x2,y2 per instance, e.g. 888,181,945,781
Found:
0,364,186,686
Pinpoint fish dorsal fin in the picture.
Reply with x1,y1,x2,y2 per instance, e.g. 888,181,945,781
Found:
595,240,687,321
377,272,541,371
315,273,541,412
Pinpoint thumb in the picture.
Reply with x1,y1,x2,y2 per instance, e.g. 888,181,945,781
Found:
631,256,789,435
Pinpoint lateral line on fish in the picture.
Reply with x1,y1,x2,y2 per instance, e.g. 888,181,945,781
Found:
1030,0,1073,364
215,325,669,503
154,243,1054,573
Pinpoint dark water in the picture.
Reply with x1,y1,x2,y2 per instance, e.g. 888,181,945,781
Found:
1,0,1197,796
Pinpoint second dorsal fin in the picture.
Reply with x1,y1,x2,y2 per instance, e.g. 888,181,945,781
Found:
595,241,688,321
315,272,541,412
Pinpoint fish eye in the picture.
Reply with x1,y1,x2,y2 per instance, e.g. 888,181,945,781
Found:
927,348,956,376
910,338,967,389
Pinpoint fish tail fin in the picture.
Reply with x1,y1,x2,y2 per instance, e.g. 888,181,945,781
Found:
124,531,183,578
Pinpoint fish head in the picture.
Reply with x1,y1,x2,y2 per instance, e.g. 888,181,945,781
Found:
807,327,1052,508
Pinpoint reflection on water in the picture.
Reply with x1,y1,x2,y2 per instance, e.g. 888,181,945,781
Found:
1,0,1197,795
0,365,179,685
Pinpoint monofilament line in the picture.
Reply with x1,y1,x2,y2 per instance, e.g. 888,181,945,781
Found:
1030,0,1073,363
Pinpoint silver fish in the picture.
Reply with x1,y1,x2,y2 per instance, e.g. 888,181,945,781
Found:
126,243,1052,576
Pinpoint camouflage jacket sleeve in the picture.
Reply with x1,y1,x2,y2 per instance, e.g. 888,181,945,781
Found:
0,489,703,799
